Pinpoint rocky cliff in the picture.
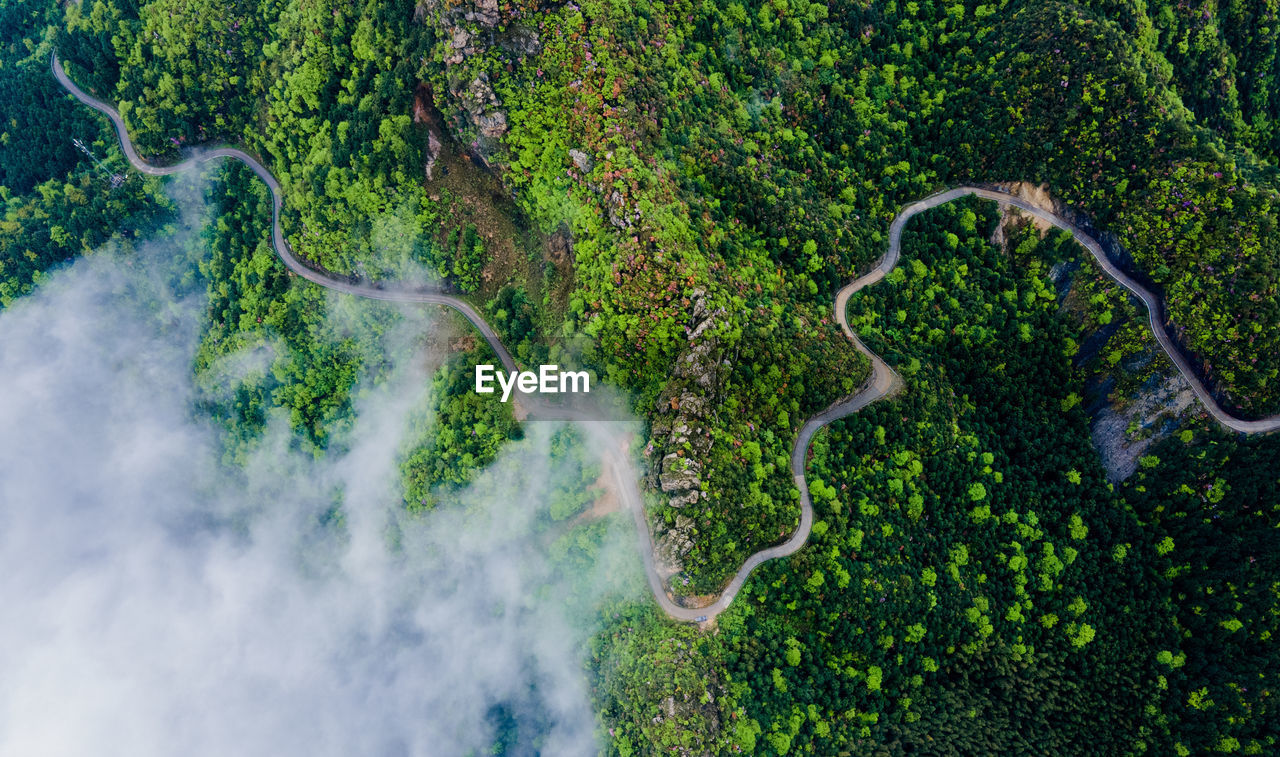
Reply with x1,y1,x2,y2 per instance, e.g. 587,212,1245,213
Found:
414,0,543,153
646,290,726,578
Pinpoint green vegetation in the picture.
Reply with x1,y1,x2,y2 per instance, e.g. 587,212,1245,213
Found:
4,0,1280,754
590,201,1277,755
1,2,170,304
1089,0,1280,164
707,201,1171,754
191,162,523,508
193,162,369,455
666,307,865,591
410,0,1280,593
1124,431,1280,755
399,347,521,511
591,603,758,755
975,4,1280,414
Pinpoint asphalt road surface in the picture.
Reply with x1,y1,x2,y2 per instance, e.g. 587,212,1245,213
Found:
54,54,1279,624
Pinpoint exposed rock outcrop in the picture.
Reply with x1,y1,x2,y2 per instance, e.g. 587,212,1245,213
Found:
646,290,726,577
411,82,444,180
415,0,542,148
444,27,482,65
653,514,696,577
499,24,542,58
461,0,500,26
449,72,507,139
568,148,593,173
416,0,500,29
1091,372,1196,481
605,189,639,229
568,149,638,229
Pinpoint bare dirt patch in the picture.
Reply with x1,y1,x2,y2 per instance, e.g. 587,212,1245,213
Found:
413,80,572,325
574,468,620,523
572,432,633,525
1001,181,1058,234
431,145,531,299
545,226,576,318
673,592,719,610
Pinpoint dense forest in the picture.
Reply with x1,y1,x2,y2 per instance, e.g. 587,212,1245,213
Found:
710,200,1169,754
33,0,1280,587
0,0,170,304
2,0,1278,754
403,0,1280,593
591,201,1278,755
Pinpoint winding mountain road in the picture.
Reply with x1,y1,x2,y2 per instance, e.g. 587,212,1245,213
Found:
880,188,1280,435
50,56,520,376
53,54,1280,625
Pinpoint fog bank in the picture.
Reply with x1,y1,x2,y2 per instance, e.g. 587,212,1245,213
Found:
0,196,634,756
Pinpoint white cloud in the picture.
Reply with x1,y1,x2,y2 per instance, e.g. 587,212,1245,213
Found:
0,190,633,757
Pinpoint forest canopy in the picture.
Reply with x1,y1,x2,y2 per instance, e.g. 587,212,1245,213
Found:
1,0,1278,754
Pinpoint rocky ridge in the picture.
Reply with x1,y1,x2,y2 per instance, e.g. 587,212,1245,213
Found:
647,290,726,578
414,0,544,148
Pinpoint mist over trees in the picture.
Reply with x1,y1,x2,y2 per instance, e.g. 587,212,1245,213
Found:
1,0,1278,754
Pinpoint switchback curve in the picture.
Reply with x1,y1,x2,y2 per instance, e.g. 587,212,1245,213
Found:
53,55,1278,626
864,187,1280,434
